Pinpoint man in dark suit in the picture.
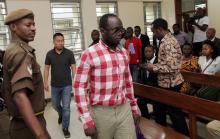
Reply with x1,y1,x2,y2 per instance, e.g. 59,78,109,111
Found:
206,28,220,56
138,46,157,119
134,26,150,63
139,46,158,86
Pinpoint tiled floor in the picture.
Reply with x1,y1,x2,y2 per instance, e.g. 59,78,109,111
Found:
45,100,212,139
44,101,89,139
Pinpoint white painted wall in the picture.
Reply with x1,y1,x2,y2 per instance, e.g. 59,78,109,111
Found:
81,0,98,48
161,0,176,30
117,0,175,35
118,0,145,32
208,0,220,37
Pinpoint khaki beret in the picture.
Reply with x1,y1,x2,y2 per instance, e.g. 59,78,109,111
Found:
4,8,34,25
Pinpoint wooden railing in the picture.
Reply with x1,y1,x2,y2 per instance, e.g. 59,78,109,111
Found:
134,72,220,139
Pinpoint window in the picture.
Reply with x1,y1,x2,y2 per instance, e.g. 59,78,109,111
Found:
50,0,83,61
144,2,161,43
96,1,117,23
0,0,9,50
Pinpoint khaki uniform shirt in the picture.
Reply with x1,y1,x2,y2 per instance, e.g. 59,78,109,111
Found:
2,40,45,117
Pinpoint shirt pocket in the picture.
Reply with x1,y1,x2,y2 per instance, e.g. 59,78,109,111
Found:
32,62,42,85
32,62,41,74
117,54,128,73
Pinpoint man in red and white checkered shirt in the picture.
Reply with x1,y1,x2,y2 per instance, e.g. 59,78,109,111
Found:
73,14,140,139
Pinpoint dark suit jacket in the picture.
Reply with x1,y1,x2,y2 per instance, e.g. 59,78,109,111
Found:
139,57,158,87
140,34,150,62
213,37,220,56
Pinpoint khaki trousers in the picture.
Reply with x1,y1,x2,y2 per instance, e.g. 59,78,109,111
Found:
207,120,220,139
90,102,136,139
0,109,10,139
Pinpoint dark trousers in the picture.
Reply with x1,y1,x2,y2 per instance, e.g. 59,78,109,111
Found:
129,64,139,82
137,97,150,119
0,109,10,139
193,42,203,56
10,115,51,139
154,84,189,136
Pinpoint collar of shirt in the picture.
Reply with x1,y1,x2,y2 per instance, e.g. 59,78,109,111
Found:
161,32,172,43
138,34,141,39
173,31,183,36
100,39,122,53
11,39,35,53
147,56,156,64
53,47,66,55
205,57,213,65
211,37,216,42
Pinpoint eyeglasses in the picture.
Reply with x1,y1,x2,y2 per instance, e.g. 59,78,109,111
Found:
106,27,125,34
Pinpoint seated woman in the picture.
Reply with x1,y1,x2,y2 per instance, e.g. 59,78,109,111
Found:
180,43,200,94
197,40,220,139
196,40,220,139
197,40,220,101
199,40,220,75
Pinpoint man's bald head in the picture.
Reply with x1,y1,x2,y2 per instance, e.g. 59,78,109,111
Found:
206,28,216,40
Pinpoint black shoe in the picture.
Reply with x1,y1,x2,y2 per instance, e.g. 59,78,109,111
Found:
63,128,71,138
58,116,62,124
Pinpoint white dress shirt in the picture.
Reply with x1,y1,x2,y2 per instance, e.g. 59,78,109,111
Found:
146,56,156,77
198,56,220,75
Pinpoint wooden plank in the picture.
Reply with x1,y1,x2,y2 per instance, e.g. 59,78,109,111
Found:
133,83,220,121
139,118,189,139
181,71,220,88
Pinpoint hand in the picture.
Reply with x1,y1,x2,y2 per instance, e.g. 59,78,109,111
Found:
133,114,141,125
44,82,49,92
191,20,196,25
139,63,145,69
143,63,148,69
36,133,50,139
146,63,154,71
84,125,97,137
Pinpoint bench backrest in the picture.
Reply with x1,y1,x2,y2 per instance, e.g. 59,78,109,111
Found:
181,71,220,88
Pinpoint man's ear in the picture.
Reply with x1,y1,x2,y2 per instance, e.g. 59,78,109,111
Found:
9,23,16,32
100,28,105,35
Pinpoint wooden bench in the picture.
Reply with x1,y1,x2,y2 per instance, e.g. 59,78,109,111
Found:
139,117,188,139
134,77,220,139
181,71,220,123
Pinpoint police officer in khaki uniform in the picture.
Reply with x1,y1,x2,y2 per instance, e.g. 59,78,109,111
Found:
2,9,50,139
